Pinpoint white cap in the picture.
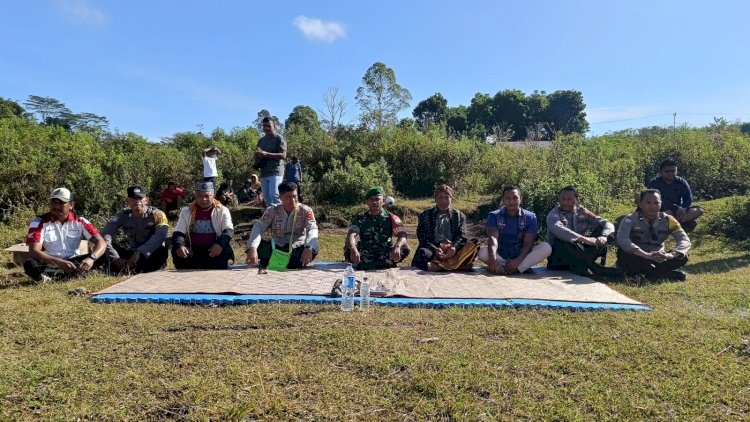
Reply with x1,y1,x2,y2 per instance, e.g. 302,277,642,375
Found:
49,187,72,202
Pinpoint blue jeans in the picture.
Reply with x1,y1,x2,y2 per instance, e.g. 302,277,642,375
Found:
260,175,283,206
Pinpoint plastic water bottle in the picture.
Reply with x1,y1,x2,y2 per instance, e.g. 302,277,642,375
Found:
341,264,355,311
359,276,370,312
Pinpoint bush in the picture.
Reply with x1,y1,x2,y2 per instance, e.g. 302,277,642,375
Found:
706,196,750,246
311,157,393,205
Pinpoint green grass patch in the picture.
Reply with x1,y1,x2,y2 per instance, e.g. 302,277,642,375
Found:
1,198,749,419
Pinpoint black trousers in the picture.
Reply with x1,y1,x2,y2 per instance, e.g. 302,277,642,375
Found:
172,245,233,270
344,244,411,270
616,248,688,276
257,239,317,269
24,254,107,281
547,240,605,272
108,245,168,274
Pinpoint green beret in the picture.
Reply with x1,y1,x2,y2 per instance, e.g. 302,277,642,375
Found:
365,186,384,199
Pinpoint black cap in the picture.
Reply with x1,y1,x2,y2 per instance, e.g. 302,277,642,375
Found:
127,186,148,198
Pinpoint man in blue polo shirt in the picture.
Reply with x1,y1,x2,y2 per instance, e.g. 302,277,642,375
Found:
477,186,551,274
647,159,704,232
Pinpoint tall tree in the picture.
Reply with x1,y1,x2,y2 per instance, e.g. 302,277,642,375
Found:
466,92,492,137
525,91,550,141
491,89,528,141
319,87,347,132
285,105,321,133
545,90,589,136
24,95,71,125
412,92,448,130
355,62,412,130
253,109,283,133
446,105,468,136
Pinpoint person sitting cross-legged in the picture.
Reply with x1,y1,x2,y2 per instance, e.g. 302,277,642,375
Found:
101,186,169,275
477,186,552,275
171,181,235,269
412,184,478,272
616,189,691,281
546,185,623,278
24,187,107,282
344,186,410,270
245,181,318,269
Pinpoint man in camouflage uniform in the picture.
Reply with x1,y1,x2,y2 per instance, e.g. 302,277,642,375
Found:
546,185,622,278
616,189,691,281
101,186,169,274
344,186,410,270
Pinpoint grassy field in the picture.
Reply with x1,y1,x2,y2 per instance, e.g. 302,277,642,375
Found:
1,198,749,420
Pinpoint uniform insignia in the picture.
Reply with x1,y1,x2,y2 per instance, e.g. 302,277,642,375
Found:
261,210,273,223
153,210,169,226
307,210,315,222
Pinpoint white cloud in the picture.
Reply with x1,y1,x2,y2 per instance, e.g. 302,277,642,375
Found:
52,0,108,26
293,15,346,42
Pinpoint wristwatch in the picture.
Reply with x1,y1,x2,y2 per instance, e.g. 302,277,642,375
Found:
89,252,98,260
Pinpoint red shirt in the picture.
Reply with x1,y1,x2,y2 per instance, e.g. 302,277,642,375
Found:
159,187,185,202
188,207,217,247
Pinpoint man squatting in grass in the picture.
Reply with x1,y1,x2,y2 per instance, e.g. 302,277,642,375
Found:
647,159,704,232
24,187,107,282
616,189,691,281
478,186,552,275
100,186,169,275
345,186,410,270
412,184,478,272
171,181,235,269
546,185,623,278
245,181,319,269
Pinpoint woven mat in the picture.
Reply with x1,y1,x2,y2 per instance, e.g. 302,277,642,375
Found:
94,262,642,305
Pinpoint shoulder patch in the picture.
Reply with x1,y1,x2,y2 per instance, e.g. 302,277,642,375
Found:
261,209,274,223
153,210,169,226
666,214,681,232
29,217,41,229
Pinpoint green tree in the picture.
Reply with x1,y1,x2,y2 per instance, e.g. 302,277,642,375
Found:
741,122,750,136
0,98,28,119
412,92,448,130
285,105,321,133
491,89,528,141
24,95,70,124
545,90,589,136
446,105,468,136
466,92,492,138
355,62,412,130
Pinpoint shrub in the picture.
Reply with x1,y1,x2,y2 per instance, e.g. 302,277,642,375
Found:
706,196,750,246
311,157,393,205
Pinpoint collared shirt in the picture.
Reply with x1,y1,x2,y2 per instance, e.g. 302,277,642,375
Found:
26,211,99,259
101,206,169,259
350,208,406,264
546,205,614,244
486,207,538,259
617,211,691,255
434,212,452,244
247,203,319,251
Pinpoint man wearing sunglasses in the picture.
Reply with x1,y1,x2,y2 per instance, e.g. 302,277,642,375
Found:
647,159,704,232
616,189,691,281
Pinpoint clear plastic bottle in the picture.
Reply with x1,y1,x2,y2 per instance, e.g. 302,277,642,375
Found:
341,264,355,311
359,276,370,312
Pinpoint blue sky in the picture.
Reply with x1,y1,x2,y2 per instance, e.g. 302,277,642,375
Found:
2,0,749,140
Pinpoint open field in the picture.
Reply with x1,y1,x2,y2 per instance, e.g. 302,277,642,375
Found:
1,198,749,420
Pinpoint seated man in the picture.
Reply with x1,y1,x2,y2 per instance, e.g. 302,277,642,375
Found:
101,186,169,275
171,181,234,269
616,189,691,281
478,186,552,274
235,178,259,205
24,187,107,282
546,186,622,278
647,159,704,232
345,186,410,270
245,182,318,269
216,179,236,207
159,181,185,215
412,184,477,271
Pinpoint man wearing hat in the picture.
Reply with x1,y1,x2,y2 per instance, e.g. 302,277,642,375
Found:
172,181,235,269
101,186,169,274
344,186,410,270
24,187,107,281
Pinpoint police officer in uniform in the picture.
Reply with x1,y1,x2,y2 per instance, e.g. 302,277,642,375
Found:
101,186,169,274
345,186,410,270
245,181,318,269
546,185,622,278
616,189,691,281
